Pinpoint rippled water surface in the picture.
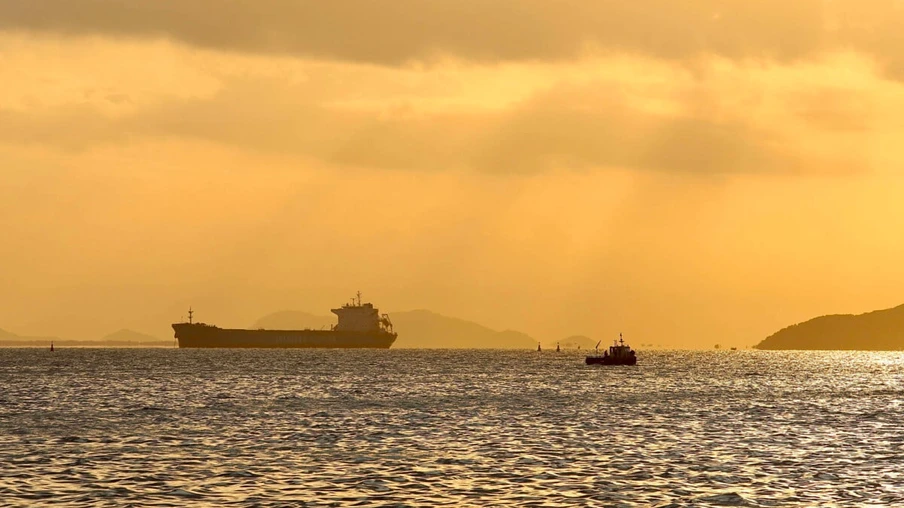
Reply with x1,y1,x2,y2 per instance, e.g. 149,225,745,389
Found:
2,349,904,506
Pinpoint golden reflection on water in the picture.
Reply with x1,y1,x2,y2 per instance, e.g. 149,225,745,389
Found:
1,349,904,506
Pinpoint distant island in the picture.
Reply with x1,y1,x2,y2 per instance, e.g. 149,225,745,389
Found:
0,328,169,347
0,328,60,347
558,335,596,350
755,304,904,350
2,309,591,349
253,309,538,349
98,329,170,347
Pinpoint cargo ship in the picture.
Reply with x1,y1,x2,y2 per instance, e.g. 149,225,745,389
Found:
172,292,397,348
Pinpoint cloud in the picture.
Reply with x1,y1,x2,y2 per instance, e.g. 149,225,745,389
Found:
4,0,904,76
0,67,882,176
0,8,893,178
469,84,800,175
0,33,891,177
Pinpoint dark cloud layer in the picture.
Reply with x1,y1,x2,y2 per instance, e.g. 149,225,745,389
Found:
3,0,904,73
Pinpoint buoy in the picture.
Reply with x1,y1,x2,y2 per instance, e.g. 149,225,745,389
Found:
537,342,541,352
50,341,54,352
556,342,560,352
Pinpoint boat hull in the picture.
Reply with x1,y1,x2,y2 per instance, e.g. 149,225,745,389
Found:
173,323,397,349
585,356,637,365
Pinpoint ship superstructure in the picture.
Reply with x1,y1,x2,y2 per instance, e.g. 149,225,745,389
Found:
331,292,394,334
172,292,397,348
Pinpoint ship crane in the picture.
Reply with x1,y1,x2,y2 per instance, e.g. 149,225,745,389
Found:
380,314,394,333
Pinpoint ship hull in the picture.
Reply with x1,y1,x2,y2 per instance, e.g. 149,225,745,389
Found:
173,323,397,349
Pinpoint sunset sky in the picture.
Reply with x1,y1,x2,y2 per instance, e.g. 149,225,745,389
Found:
2,1,904,347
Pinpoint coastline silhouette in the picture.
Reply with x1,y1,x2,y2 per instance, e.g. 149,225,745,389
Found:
756,303,904,350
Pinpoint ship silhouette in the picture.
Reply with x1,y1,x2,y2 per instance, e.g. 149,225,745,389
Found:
585,334,637,365
172,292,397,348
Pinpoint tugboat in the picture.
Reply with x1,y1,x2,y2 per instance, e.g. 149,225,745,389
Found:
586,334,637,365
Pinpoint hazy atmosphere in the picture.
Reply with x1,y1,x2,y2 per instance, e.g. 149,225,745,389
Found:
3,1,904,347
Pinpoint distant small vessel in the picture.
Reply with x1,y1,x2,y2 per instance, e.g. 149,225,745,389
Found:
586,334,636,365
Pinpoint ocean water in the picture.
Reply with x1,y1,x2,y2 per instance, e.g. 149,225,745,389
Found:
1,349,904,507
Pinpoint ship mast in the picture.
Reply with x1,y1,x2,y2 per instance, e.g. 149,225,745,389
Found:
356,290,362,306
188,307,193,324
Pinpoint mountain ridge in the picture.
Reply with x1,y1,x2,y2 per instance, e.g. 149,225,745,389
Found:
253,308,538,349
0,327,169,347
3,309,555,349
755,303,904,350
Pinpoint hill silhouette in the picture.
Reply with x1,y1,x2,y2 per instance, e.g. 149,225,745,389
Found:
0,328,60,346
252,309,537,349
99,329,168,346
0,327,169,347
391,310,536,349
558,335,596,350
755,304,904,350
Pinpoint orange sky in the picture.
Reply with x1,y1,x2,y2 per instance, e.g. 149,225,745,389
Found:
2,1,904,347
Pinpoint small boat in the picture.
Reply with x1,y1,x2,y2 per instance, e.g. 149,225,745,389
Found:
586,334,636,365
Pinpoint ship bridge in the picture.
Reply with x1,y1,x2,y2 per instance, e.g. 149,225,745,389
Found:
331,292,393,333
